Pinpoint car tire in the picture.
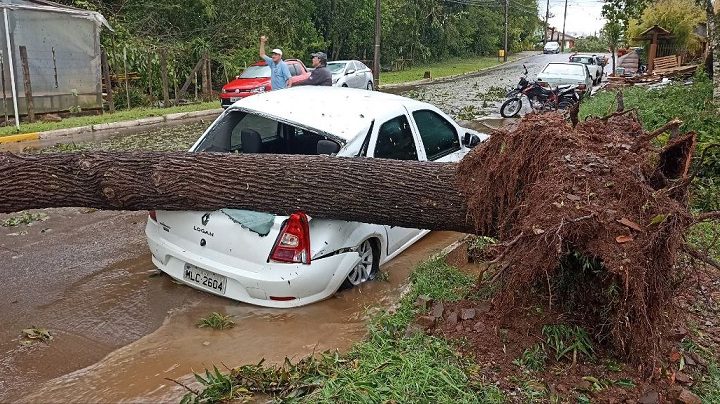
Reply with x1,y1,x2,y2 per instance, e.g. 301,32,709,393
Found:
366,81,373,91
341,239,380,289
342,84,348,88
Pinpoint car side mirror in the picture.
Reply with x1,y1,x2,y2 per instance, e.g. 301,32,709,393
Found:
463,133,481,148
346,69,356,75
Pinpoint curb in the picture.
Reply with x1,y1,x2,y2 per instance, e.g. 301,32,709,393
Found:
379,52,540,91
0,108,223,145
0,132,40,144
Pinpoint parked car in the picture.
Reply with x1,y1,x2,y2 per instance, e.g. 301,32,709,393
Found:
536,62,594,93
543,41,561,54
146,86,486,308
327,60,374,90
568,53,604,85
219,59,310,108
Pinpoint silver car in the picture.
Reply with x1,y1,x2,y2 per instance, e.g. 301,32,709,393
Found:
327,60,374,90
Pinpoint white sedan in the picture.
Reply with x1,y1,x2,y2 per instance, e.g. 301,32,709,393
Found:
327,60,374,90
536,62,594,93
145,87,486,307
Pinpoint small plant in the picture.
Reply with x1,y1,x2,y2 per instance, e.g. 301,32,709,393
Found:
513,343,547,371
456,105,479,120
21,326,53,344
542,324,594,363
1,211,48,227
197,312,235,330
179,366,247,404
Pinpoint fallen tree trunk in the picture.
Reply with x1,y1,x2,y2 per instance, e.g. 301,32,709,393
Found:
0,152,472,233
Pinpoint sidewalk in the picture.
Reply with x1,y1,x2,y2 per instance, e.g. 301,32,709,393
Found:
0,108,222,145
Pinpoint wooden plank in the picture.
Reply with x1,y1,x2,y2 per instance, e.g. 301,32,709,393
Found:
178,58,205,99
159,49,170,107
101,48,115,113
18,46,34,123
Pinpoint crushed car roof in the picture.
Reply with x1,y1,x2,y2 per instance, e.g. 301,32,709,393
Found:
229,86,427,141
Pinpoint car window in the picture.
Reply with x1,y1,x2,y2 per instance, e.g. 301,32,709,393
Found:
289,64,302,76
240,65,271,78
357,62,368,70
195,110,342,155
327,63,346,74
542,63,585,76
412,109,460,160
374,115,418,160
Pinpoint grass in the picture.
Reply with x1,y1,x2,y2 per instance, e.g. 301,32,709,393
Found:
542,324,594,363
380,54,526,85
0,101,219,137
1,211,48,227
513,344,548,372
196,312,235,330
183,256,505,403
695,361,720,402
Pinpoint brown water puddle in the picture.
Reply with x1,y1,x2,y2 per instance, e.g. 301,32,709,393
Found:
19,231,463,403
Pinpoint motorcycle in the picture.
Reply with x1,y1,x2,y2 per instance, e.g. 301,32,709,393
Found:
500,65,581,118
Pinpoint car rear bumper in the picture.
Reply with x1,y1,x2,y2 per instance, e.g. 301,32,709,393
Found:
146,222,361,308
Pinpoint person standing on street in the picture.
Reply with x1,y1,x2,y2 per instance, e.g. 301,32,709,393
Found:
291,52,332,86
259,36,291,90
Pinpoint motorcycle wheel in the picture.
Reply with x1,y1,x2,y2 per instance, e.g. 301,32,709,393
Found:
500,98,522,118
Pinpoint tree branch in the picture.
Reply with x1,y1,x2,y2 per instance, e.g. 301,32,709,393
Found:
631,118,683,152
683,244,720,271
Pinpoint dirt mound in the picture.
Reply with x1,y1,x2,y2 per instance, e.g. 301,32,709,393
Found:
457,112,696,363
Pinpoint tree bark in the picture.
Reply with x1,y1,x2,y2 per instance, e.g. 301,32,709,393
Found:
18,46,34,123
0,151,472,233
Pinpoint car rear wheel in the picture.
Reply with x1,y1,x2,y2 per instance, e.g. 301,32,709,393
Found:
343,239,379,288
366,81,373,91
342,84,348,88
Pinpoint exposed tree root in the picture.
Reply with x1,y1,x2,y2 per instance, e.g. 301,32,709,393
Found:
456,112,696,365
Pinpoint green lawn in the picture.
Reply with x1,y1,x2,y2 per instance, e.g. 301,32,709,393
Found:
380,54,526,86
0,101,219,137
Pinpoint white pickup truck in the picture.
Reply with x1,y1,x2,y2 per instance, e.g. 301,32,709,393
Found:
568,54,604,85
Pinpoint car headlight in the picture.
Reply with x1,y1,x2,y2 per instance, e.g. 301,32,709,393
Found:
221,88,227,94
250,86,265,93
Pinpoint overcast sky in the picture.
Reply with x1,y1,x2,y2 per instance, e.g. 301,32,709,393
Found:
541,0,606,36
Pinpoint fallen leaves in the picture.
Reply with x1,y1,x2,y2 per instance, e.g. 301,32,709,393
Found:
615,235,633,244
21,326,53,345
617,217,643,232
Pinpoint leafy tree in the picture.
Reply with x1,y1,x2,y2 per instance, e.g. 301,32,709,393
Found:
627,0,706,56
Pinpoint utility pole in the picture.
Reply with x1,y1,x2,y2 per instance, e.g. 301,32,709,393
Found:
372,0,381,87
503,0,509,62
561,0,568,52
543,0,550,44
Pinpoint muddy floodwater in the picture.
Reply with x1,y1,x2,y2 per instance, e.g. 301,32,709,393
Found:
0,206,461,402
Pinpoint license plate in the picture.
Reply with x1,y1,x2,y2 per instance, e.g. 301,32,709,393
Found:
230,97,241,102
183,263,227,295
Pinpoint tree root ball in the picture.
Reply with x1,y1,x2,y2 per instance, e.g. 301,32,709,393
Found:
457,112,695,362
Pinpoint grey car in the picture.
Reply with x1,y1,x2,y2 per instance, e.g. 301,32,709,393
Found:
327,60,374,90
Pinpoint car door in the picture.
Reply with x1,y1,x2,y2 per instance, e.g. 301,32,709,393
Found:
368,113,425,255
408,107,464,163
348,61,363,88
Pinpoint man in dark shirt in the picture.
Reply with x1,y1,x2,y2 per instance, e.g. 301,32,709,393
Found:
292,52,332,86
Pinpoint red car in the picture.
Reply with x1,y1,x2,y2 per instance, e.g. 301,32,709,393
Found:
220,59,310,108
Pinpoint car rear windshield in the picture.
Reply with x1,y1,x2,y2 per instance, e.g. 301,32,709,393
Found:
240,65,271,79
570,56,593,64
194,110,342,155
542,63,584,76
326,63,347,74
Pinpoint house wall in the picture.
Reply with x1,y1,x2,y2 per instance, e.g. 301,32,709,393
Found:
0,6,102,117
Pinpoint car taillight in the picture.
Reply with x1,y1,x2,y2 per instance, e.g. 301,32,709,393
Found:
148,210,157,221
268,212,311,264
577,84,587,90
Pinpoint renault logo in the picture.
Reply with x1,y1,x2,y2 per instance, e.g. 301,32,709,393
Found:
201,213,210,226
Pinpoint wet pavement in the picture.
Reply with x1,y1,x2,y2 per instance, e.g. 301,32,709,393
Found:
0,52,596,402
